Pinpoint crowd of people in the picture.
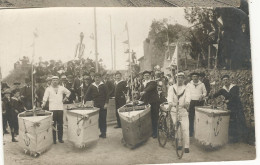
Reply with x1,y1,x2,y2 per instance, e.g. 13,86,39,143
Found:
1,59,249,152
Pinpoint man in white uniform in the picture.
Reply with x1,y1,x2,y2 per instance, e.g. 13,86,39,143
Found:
42,76,71,144
167,72,190,153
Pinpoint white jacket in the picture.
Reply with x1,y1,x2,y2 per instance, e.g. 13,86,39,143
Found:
43,85,71,110
186,80,207,101
167,84,190,107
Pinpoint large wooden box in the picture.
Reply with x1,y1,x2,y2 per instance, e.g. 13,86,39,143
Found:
107,98,116,122
67,107,100,148
18,110,53,156
118,105,152,148
194,106,230,148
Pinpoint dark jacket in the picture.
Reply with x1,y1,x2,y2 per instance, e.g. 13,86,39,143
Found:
11,97,25,115
65,81,76,103
104,80,115,98
114,81,128,108
20,85,33,110
2,97,13,117
141,80,160,104
36,86,45,105
202,78,211,96
85,82,109,108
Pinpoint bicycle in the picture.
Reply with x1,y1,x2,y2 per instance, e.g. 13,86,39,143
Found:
157,102,184,159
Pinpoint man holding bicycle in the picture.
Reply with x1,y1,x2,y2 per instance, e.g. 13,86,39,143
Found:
167,72,190,153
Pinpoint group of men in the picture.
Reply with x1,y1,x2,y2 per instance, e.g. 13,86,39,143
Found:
2,67,248,150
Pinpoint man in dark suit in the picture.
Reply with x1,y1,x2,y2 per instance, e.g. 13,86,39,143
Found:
65,75,76,104
114,71,128,128
20,78,32,110
85,73,109,138
140,70,160,138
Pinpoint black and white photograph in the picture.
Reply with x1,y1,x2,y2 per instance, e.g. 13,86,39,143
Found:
0,0,258,165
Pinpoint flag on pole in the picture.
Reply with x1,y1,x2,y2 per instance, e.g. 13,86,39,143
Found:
171,45,178,66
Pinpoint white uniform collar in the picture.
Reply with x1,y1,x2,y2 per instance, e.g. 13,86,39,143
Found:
115,80,123,85
92,81,104,88
223,84,235,92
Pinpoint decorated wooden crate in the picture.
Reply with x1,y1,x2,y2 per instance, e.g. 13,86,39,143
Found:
18,110,53,157
118,104,152,148
107,98,116,122
194,106,230,148
67,107,100,148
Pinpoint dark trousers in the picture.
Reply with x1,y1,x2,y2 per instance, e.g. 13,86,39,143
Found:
188,100,204,137
2,114,8,132
52,110,63,142
115,99,125,127
150,102,160,136
98,107,107,134
13,114,19,135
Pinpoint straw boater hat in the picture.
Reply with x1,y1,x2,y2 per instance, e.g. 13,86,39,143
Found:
52,76,59,80
176,72,185,77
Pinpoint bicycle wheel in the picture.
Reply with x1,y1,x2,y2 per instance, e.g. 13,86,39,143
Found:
175,122,184,159
157,114,167,147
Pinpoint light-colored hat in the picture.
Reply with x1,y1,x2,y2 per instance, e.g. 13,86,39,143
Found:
61,75,67,79
176,72,185,77
51,76,59,80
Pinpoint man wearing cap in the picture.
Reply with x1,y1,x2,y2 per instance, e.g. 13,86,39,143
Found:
11,82,21,97
210,75,248,143
1,82,10,134
2,89,18,142
20,78,33,110
11,89,26,136
85,73,109,138
42,76,71,144
60,75,67,87
167,72,190,153
199,72,211,96
140,70,160,138
114,71,128,128
82,73,92,102
65,75,76,104
186,72,207,137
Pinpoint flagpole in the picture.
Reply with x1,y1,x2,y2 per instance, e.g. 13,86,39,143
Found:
32,34,35,115
114,35,116,70
176,42,179,127
94,8,99,72
110,16,114,70
126,23,134,103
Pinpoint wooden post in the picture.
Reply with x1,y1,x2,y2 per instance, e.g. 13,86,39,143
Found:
208,45,211,69
94,8,99,72
110,16,113,70
114,35,116,70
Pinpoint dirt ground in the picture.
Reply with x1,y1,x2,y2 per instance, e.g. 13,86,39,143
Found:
3,123,256,165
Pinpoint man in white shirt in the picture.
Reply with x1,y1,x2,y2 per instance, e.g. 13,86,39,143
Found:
42,76,71,144
167,72,190,153
186,72,207,137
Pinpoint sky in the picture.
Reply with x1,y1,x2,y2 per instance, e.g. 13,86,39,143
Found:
0,7,190,78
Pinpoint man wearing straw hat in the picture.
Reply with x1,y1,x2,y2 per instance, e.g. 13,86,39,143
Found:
42,76,71,144
167,72,190,153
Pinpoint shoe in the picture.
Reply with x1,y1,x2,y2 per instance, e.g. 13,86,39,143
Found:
4,130,9,134
53,141,57,144
12,139,18,142
184,148,190,153
99,134,106,138
59,140,64,143
152,134,157,139
114,125,121,129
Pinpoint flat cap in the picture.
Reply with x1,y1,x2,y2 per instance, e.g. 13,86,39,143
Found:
142,70,151,75
221,75,230,80
190,72,200,77
13,82,21,85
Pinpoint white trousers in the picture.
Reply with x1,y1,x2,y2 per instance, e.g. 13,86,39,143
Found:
170,107,190,149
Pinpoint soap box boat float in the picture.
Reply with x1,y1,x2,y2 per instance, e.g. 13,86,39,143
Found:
194,106,230,149
118,101,152,149
18,109,53,157
66,102,100,148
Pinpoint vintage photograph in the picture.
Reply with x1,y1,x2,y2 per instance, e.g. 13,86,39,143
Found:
0,1,256,165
